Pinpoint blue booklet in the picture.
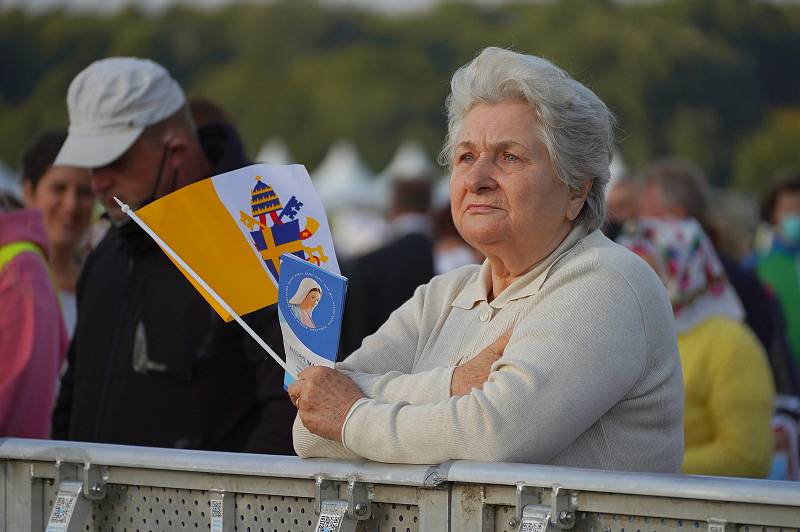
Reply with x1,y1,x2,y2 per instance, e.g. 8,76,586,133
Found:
278,252,348,389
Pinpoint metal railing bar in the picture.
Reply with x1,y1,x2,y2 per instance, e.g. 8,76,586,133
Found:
0,439,433,486
446,460,800,507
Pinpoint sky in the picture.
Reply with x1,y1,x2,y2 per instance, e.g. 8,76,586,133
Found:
0,0,512,15
2,0,794,15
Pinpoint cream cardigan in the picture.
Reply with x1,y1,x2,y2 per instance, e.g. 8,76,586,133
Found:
293,226,684,472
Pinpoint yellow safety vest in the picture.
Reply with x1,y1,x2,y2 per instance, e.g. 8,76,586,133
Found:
0,241,45,270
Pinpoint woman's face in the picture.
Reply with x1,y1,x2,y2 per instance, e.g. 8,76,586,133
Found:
24,165,94,250
449,100,586,262
301,289,321,310
773,190,800,243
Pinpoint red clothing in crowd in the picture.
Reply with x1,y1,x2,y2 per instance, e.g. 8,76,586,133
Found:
0,209,68,438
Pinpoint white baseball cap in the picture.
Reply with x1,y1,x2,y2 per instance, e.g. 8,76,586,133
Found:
55,57,186,168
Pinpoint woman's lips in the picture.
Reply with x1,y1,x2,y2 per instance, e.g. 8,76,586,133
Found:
465,203,499,213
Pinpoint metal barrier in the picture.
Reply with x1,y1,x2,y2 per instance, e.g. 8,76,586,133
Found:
2,438,799,532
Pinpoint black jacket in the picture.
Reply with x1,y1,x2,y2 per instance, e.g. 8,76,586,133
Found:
52,123,296,453
720,254,800,395
339,232,434,359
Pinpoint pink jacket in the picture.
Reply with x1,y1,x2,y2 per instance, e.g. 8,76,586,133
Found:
0,209,68,438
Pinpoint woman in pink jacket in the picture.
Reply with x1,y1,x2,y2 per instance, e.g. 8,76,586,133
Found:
0,198,68,438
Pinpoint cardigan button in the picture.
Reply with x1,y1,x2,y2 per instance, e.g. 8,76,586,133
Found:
479,310,491,322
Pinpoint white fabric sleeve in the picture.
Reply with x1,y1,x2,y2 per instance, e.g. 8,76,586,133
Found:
292,414,360,459
339,366,455,404
335,281,455,404
341,269,650,464
294,282,453,457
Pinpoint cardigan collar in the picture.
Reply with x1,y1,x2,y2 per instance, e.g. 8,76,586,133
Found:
451,223,589,310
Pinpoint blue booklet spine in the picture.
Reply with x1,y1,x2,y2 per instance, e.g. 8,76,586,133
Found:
277,252,348,390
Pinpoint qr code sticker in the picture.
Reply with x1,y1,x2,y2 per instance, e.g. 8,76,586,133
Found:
521,519,546,532
209,499,224,532
316,513,342,532
210,499,223,519
49,495,75,524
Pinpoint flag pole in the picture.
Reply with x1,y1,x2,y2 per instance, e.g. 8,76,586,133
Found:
114,197,296,379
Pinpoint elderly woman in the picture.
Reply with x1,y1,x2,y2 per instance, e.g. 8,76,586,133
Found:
289,47,684,471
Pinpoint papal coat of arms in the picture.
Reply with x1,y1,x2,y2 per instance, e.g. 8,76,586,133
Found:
239,176,329,282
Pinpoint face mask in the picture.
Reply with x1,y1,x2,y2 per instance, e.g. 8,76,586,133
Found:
435,246,479,275
780,214,800,245
768,451,789,480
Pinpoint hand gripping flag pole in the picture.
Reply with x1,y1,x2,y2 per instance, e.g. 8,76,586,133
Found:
114,197,297,379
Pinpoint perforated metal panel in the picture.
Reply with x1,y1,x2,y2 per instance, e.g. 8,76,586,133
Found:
7,439,797,532
576,512,800,532
45,481,215,531
366,503,419,532
493,505,516,532
580,513,718,532
489,508,800,532
43,481,420,532
235,493,317,531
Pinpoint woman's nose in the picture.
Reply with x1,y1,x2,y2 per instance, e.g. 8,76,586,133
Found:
464,155,498,193
63,188,79,214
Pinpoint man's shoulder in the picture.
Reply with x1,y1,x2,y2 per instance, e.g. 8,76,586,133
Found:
79,227,123,284
345,234,435,294
359,233,433,267
199,122,251,174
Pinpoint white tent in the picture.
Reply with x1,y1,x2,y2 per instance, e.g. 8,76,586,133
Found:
0,160,22,203
605,149,629,196
378,139,437,183
311,140,387,259
432,176,452,210
255,137,292,165
375,140,443,211
311,140,382,211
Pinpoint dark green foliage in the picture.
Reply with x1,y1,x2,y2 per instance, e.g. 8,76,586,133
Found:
1,0,798,194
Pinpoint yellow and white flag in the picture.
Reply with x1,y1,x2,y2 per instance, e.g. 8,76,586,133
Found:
134,163,339,321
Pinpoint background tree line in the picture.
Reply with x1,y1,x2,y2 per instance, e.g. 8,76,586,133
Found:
1,0,799,195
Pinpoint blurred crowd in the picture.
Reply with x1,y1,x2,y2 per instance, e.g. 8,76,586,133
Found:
604,161,800,478
1,55,799,481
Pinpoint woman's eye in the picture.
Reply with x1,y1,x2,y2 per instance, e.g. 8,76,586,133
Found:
502,152,519,162
457,152,474,163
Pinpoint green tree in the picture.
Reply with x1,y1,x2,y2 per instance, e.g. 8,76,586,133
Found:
732,108,800,195
1,0,799,191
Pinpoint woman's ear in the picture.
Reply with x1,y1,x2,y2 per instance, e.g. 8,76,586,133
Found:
566,180,592,221
22,180,36,208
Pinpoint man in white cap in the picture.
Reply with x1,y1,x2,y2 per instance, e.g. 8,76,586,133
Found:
51,57,296,453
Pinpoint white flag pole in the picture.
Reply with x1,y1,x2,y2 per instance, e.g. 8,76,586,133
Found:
114,197,296,379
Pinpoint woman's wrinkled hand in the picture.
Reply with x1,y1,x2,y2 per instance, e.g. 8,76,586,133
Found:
450,331,512,396
288,366,365,442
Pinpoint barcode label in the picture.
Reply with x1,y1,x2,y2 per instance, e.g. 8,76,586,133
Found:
210,499,223,532
521,518,546,532
316,512,343,532
45,494,76,532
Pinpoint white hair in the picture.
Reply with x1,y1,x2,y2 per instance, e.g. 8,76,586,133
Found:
440,47,616,232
